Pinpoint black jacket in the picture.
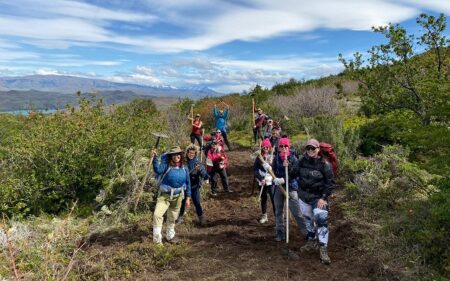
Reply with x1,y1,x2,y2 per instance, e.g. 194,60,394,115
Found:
291,154,335,203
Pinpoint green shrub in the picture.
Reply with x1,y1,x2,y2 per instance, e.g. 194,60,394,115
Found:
0,97,165,216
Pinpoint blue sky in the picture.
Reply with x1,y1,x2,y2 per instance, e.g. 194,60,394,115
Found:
0,0,449,93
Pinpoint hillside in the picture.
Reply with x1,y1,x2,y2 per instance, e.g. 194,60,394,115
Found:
0,90,179,111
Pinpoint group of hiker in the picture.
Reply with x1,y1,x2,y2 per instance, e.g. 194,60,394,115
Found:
150,102,336,265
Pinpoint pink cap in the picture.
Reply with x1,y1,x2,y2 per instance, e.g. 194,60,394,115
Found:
261,138,272,148
306,138,320,148
278,137,290,148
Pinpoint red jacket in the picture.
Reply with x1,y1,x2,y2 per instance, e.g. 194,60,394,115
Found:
206,148,228,173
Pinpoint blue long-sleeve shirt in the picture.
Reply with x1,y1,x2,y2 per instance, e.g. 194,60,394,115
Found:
153,156,191,197
186,156,209,189
213,107,229,132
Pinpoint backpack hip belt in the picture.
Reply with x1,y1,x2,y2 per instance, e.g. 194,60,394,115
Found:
159,184,185,200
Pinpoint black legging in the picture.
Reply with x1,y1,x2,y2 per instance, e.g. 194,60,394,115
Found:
190,133,202,147
221,130,231,150
260,184,275,215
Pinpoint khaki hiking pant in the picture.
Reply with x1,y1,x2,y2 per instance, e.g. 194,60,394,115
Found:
153,193,183,229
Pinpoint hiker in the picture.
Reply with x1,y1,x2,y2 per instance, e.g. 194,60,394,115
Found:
206,140,233,195
176,145,209,226
271,137,307,242
253,138,275,224
291,138,336,265
188,113,203,147
253,107,268,144
214,129,226,152
263,118,274,139
213,104,231,150
152,146,191,244
269,126,281,155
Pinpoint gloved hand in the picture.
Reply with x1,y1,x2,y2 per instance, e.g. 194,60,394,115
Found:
262,162,271,171
273,178,285,185
204,179,210,184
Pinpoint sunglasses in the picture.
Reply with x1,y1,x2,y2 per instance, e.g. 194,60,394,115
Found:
306,146,317,151
279,145,289,148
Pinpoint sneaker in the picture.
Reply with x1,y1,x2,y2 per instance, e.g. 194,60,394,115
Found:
225,188,234,193
274,230,285,242
300,239,318,252
175,216,184,225
320,246,331,265
258,213,268,224
199,215,206,226
211,190,218,196
166,237,181,245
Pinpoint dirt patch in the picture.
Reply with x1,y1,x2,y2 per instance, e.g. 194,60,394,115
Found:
81,147,399,280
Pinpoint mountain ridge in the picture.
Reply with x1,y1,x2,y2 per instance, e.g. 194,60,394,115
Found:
0,74,218,97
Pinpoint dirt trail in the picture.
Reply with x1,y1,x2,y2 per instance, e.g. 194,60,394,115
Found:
156,148,379,281
84,147,387,280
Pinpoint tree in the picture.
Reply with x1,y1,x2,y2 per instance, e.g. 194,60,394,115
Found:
339,13,450,125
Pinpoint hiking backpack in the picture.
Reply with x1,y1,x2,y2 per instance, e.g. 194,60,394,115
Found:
318,142,338,176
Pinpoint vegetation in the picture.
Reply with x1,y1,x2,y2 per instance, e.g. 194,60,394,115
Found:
0,12,448,281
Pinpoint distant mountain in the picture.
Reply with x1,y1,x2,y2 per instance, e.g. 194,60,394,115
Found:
0,90,179,112
0,75,218,97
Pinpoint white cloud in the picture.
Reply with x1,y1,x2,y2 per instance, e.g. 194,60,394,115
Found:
130,66,162,85
0,0,428,53
35,68,62,75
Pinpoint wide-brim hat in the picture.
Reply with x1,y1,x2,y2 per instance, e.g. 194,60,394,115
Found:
167,146,183,154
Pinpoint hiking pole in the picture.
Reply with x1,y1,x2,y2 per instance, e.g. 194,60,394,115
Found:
285,163,289,244
134,132,168,211
200,128,204,162
251,150,287,198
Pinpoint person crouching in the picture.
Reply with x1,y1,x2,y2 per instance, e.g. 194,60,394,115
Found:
152,146,191,244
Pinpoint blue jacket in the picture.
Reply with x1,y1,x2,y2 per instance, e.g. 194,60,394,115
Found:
153,156,191,197
272,153,299,191
186,156,209,189
213,107,229,132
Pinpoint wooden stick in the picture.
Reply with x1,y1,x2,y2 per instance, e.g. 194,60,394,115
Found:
255,151,287,198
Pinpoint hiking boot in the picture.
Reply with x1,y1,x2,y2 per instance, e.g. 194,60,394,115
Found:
153,227,163,245
198,215,207,226
274,230,285,242
300,239,318,252
258,213,268,224
175,216,184,225
165,236,181,245
320,246,331,265
211,190,218,196
225,188,234,193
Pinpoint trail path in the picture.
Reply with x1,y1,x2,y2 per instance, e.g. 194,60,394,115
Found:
155,148,378,281
84,147,387,280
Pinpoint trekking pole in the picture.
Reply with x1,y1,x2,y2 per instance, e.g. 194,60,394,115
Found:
285,163,289,244
134,132,168,211
200,128,204,162
251,150,287,198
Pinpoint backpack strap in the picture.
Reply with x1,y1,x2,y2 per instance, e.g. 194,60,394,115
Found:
157,166,172,188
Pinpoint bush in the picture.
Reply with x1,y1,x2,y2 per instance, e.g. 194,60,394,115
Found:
0,97,166,216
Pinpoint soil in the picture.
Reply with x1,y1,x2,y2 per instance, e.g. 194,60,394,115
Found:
83,147,396,281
